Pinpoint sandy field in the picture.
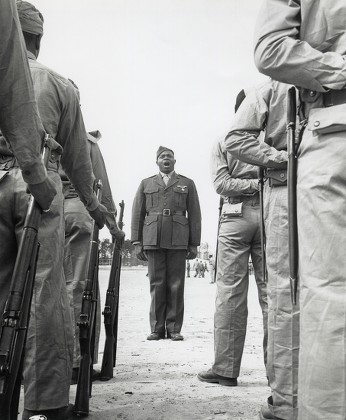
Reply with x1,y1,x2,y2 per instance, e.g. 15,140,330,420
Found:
19,266,269,420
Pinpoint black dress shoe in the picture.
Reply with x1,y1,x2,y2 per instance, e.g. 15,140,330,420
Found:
167,332,184,341
147,331,165,340
22,404,76,420
197,368,237,386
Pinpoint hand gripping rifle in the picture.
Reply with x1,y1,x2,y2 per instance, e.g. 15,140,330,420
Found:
74,180,102,416
287,87,298,305
100,200,125,381
258,167,267,283
0,139,50,420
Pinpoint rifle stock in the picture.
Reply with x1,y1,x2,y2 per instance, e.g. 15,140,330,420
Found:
0,140,49,420
74,180,102,416
258,166,267,283
100,200,125,381
287,86,298,305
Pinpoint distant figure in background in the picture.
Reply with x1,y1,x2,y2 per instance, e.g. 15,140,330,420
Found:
131,146,201,341
199,260,206,278
208,255,215,284
186,261,190,278
193,259,200,278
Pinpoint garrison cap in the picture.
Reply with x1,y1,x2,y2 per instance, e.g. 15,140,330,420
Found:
17,0,44,36
156,146,174,160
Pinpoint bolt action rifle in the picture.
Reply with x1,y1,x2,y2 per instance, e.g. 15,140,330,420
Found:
258,167,267,283
74,180,102,417
213,197,224,283
100,200,125,381
287,86,298,305
0,139,50,420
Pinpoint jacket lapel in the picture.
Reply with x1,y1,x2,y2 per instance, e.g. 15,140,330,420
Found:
166,172,179,189
156,173,165,187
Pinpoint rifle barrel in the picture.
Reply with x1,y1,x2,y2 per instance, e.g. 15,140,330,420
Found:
287,87,298,305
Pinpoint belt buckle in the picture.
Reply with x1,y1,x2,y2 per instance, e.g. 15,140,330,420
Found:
163,209,170,216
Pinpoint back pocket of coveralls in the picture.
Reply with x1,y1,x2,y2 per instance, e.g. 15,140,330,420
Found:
173,186,188,207
172,215,189,246
144,185,159,208
143,215,158,246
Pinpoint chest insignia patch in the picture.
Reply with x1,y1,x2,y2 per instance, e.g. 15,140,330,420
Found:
177,185,187,191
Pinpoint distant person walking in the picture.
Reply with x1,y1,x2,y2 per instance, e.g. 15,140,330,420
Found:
208,255,215,284
193,259,200,278
186,261,190,278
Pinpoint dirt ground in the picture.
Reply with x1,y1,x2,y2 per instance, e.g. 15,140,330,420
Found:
20,266,269,420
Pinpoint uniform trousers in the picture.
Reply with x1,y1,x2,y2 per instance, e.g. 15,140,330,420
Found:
146,249,186,334
64,197,101,368
0,168,73,410
212,198,267,378
264,183,299,420
297,127,346,420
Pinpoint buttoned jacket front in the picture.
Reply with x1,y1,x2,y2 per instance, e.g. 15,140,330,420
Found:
131,172,201,250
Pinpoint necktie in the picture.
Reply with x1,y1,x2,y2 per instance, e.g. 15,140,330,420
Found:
163,174,169,185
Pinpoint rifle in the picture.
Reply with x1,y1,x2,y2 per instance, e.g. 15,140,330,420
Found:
213,197,224,283
287,86,298,305
100,200,125,381
0,139,50,420
74,180,102,416
258,167,267,283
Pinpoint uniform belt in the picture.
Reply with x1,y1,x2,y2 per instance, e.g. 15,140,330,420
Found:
0,154,60,172
227,191,259,204
265,168,287,187
323,89,346,108
148,210,185,216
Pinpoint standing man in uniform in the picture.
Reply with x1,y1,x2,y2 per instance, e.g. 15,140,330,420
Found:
1,2,108,419
225,80,296,420
0,0,56,210
254,2,346,419
62,130,124,383
198,91,267,387
131,146,201,341
186,260,191,278
208,254,215,284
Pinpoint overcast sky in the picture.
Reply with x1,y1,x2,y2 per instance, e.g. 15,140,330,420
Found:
32,0,266,251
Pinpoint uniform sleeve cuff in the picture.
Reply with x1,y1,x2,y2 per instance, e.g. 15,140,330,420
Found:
85,193,100,212
21,158,47,185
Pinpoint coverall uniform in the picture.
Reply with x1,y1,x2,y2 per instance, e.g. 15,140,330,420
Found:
225,80,297,420
131,172,201,335
254,2,346,418
0,0,46,184
0,51,99,411
210,139,267,379
62,130,117,369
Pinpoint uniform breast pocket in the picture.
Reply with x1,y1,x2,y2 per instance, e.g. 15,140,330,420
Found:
173,186,188,208
144,185,159,208
308,104,346,136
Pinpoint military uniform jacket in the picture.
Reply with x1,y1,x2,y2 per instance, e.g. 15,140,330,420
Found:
131,172,201,250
